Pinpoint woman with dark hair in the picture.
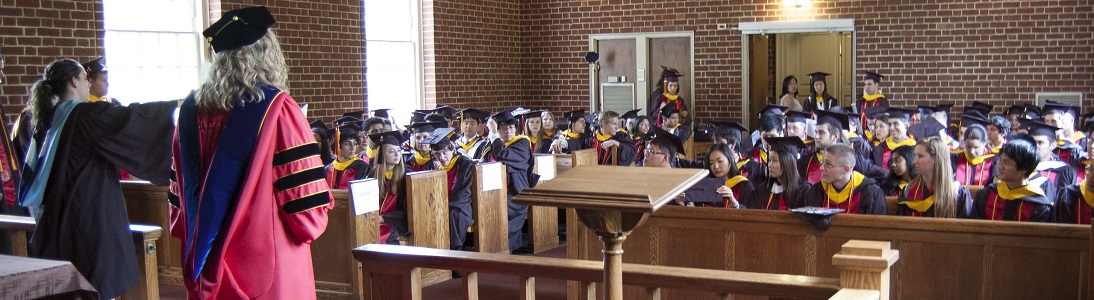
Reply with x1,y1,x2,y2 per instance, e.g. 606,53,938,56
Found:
803,72,838,113
706,143,755,208
310,121,335,166
646,66,690,126
779,75,803,111
953,124,997,186
897,137,973,218
752,137,810,210
882,145,917,196
20,58,177,298
630,116,653,166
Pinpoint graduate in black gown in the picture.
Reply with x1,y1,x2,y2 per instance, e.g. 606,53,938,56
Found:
18,59,176,299
803,72,838,113
584,110,638,166
552,109,590,154
802,144,888,215
972,136,1055,222
423,128,476,249
895,137,974,218
751,137,811,210
487,110,539,252
647,66,689,126
1027,121,1075,191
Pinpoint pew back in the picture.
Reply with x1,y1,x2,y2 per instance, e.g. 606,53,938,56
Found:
309,189,380,298
405,170,454,286
471,163,509,254
529,154,560,253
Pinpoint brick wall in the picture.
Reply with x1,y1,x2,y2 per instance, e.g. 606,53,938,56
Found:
518,0,1094,123
0,0,102,124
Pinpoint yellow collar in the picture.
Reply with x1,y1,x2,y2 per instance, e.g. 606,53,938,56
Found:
864,130,874,141
505,135,530,147
332,157,362,171
736,159,750,169
815,152,824,165
442,156,459,171
997,180,1045,200
845,131,860,139
724,175,749,188
1059,131,1087,146
527,135,538,145
366,146,378,159
413,150,431,165
458,136,480,152
898,180,909,190
886,136,916,150
563,130,581,139
384,170,393,180
89,94,107,102
964,150,995,165
823,172,865,203
595,130,613,142
662,93,679,101
901,180,934,213
862,93,885,101
666,124,681,131
758,148,768,163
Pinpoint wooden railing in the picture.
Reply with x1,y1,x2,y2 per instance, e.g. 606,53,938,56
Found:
352,240,896,300
0,215,162,300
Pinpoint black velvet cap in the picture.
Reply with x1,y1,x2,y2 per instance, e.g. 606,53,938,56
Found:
863,105,889,119
621,109,641,120
808,72,831,82
309,119,329,131
815,109,849,131
434,105,458,118
660,106,681,119
407,121,444,133
961,114,989,128
710,120,749,137
423,128,457,150
370,109,391,119
459,108,489,123
203,6,276,53
971,101,993,112
1025,121,1060,138
368,130,406,147
1042,103,1079,118
864,71,884,83
491,110,519,126
1007,104,1026,115
765,136,807,154
332,115,362,126
785,110,811,124
651,126,685,156
758,104,789,117
660,66,685,82
887,108,916,121
82,56,107,76
563,109,585,123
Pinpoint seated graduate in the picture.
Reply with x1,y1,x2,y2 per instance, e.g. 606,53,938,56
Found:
659,106,691,143
953,122,997,186
630,115,654,166
986,115,1012,154
369,130,411,243
359,116,388,163
897,137,974,218
1055,162,1094,224
434,104,461,129
1027,121,1075,191
326,127,370,188
310,120,336,166
748,113,786,169
881,145,917,196
843,109,875,163
972,136,1055,222
485,110,539,252
620,108,641,136
540,110,561,141
405,121,444,172
422,128,476,249
551,109,590,154
585,110,637,166
803,144,888,215
644,127,684,169
785,110,814,152
868,108,891,147
801,110,885,184
705,143,756,208
874,107,917,172
518,110,552,154
712,121,764,180
1044,103,1086,180
455,108,491,161
752,137,811,210
750,104,788,150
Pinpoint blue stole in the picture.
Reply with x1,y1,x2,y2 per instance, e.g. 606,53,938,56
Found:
17,100,80,220
178,86,279,281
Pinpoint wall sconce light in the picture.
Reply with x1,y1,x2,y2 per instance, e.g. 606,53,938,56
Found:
783,0,810,8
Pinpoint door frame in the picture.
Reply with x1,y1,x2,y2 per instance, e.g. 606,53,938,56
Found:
589,31,695,114
738,19,855,127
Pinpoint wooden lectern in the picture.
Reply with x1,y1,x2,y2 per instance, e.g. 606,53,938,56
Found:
512,165,707,300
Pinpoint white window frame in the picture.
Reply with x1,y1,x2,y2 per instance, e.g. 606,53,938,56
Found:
364,0,424,126
102,0,206,104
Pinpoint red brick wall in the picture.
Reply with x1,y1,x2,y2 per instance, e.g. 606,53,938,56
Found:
423,0,525,114
0,0,103,124
519,0,1094,123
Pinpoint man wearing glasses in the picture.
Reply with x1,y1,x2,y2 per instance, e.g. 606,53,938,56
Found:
486,110,540,252
804,144,887,215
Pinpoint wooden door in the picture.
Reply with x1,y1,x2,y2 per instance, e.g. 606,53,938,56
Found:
595,39,637,112
648,37,692,119
748,34,772,127
776,32,853,108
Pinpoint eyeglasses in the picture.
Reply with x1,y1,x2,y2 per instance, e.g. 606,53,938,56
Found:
644,149,667,156
431,149,453,156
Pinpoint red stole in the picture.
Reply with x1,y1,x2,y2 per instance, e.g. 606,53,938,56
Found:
763,191,789,211
955,152,994,186
804,154,823,184
379,180,398,242
903,181,932,217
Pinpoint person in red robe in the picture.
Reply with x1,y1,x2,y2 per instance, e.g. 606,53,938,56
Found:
803,144,888,214
0,50,25,255
423,128,475,249
646,66,689,126
585,111,637,166
972,136,1055,222
952,122,997,186
325,128,369,189
896,137,973,217
1055,163,1094,224
872,108,917,172
368,130,410,243
169,7,333,299
856,71,888,129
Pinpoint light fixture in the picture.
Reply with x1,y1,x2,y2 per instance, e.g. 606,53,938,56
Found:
783,0,810,8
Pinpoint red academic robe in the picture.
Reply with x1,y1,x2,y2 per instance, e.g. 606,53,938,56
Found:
972,180,1053,222
953,150,996,186
873,136,915,172
325,158,368,189
1056,183,1094,224
170,90,332,300
856,94,888,130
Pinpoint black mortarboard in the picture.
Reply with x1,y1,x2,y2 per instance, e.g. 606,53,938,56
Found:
765,136,807,154
410,110,430,124
423,128,457,150
424,113,448,126
434,105,458,118
83,56,107,76
333,115,362,126
962,106,989,116
886,108,916,121
785,110,811,123
203,6,276,53
961,114,989,128
341,110,364,119
516,110,542,130
491,110,519,126
660,106,680,118
864,71,884,83
368,130,406,147
563,109,586,123
936,104,954,114
1016,117,1040,130
970,101,993,112
758,104,789,117
660,66,685,82
808,72,831,82
370,109,391,119
621,109,641,120
684,177,727,204
651,127,685,156
407,121,443,133
309,119,329,131
908,117,946,139
1025,121,1060,138
815,109,849,131
863,105,889,119
1042,103,1079,118
337,122,362,132
1024,104,1042,118
459,108,489,123
1007,104,1026,115
710,120,749,137
917,105,941,114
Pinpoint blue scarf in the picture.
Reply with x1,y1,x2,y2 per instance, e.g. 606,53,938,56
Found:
17,100,79,221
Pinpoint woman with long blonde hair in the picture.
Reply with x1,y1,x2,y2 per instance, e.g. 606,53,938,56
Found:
897,136,973,218
371,130,409,243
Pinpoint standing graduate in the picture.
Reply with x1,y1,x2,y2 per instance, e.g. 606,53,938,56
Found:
17,57,175,299
897,137,974,217
953,123,997,186
803,144,888,215
423,128,476,249
486,110,539,252
456,108,491,161
873,108,917,172
647,66,689,126
752,137,810,210
326,127,369,189
169,7,333,299
803,72,838,113
587,110,638,166
82,56,123,106
856,71,888,127
972,137,1055,222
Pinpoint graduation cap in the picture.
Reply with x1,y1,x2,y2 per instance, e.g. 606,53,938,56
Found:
1016,117,1040,130
203,6,276,53
650,126,685,156
684,177,726,204
370,109,391,119
765,136,808,154
368,130,406,147
660,66,685,82
491,110,519,126
1007,104,1026,115
407,121,444,133
1042,103,1079,118
423,128,458,151
863,105,889,119
410,110,431,124
1025,121,1060,138
660,106,680,118
424,113,448,126
515,109,542,122
962,106,990,117
917,105,941,114
907,117,947,139
815,109,849,131
757,104,789,117
434,105,458,118
621,109,641,120
1023,104,1042,118
886,107,916,122
563,109,586,123
459,108,489,123
710,120,749,137
936,104,954,114
332,115,362,127
309,119,333,137
864,71,884,83
82,56,107,76
960,113,989,128
785,110,811,124
970,101,993,112
808,72,831,82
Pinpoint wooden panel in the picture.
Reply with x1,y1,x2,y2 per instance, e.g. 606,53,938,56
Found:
567,148,597,298
554,154,573,175
572,148,598,167
530,155,560,253
122,181,182,285
472,163,509,254
596,39,638,111
749,34,772,128
990,246,1083,300
890,241,983,300
121,226,162,300
405,170,453,286
310,189,380,299
733,232,810,276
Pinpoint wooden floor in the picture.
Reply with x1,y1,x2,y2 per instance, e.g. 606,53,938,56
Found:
157,244,569,300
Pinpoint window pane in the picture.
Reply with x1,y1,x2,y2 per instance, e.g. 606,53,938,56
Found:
104,0,201,104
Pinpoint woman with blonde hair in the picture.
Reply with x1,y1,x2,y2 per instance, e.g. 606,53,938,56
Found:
370,130,409,243
896,136,973,218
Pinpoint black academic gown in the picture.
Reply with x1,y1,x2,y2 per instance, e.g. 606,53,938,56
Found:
848,135,875,165
489,137,538,251
28,101,176,299
802,174,887,215
647,91,689,125
431,154,475,250
1039,159,1076,192
972,179,1055,222
585,131,638,166
894,180,974,218
1054,184,1094,224
751,179,811,210
803,94,837,113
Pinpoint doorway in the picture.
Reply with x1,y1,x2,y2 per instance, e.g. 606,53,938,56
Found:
589,32,694,117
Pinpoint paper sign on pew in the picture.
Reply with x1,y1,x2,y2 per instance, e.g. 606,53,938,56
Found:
481,162,503,191
535,155,555,181
348,178,379,215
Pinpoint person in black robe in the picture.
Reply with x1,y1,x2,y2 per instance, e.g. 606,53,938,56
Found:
0,52,28,255
751,137,811,210
1027,122,1076,191
802,144,887,215
972,137,1055,222
803,72,838,113
584,110,638,166
310,120,336,166
1054,163,1094,224
894,137,974,218
18,59,175,299
487,110,539,252
423,128,476,250
551,109,590,154
647,66,689,127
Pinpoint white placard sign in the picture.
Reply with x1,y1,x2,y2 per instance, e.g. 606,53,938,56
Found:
535,155,555,181
481,162,503,192
348,178,379,215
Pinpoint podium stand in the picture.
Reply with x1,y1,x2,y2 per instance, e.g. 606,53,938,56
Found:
512,165,707,300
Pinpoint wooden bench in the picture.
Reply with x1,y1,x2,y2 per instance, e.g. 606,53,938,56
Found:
528,154,559,253
0,215,162,300
471,162,509,254
568,207,1091,299
404,170,454,285
351,240,896,300
563,148,599,297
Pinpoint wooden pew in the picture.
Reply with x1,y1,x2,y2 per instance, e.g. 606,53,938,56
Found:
471,162,509,254
0,215,162,300
528,154,559,253
554,153,573,175
122,180,183,286
309,188,381,299
691,140,714,162
565,148,599,298
568,207,1091,300
404,170,454,286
